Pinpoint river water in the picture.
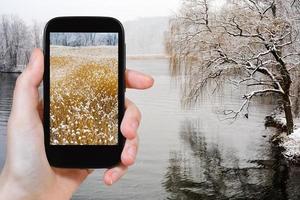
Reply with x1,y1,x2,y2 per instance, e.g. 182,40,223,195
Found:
1,59,300,199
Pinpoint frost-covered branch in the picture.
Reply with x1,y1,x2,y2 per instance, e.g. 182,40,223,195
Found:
224,88,284,120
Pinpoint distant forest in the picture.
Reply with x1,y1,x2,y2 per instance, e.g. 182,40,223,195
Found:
0,15,39,71
0,15,168,72
50,33,118,47
0,15,119,72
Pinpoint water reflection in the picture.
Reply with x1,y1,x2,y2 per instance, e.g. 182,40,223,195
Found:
0,73,17,127
0,73,18,169
163,119,291,200
1,60,300,199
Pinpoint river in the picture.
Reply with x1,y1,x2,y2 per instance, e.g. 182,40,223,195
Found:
0,59,300,199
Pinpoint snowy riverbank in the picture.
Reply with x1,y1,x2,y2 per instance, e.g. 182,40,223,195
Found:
265,111,300,161
281,119,300,159
0,64,24,73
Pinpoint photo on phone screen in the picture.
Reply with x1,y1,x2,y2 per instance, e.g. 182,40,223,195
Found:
49,32,118,145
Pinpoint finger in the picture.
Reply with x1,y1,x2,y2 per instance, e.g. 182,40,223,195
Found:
125,69,154,89
9,48,44,128
103,164,128,185
121,135,139,166
121,99,141,140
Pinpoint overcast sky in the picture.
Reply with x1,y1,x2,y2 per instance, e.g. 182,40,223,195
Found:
0,0,181,23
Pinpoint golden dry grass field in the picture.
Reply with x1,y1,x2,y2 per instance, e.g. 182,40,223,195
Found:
50,46,118,145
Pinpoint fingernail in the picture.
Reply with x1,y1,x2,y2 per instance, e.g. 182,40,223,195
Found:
147,75,154,83
131,121,139,130
110,171,118,184
127,146,136,158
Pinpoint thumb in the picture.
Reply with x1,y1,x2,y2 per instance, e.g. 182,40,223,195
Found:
9,48,44,132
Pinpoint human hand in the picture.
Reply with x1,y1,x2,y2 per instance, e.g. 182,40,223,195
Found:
0,49,154,200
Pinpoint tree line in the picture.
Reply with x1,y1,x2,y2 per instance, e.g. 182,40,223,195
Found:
0,15,118,71
50,33,118,47
0,15,42,71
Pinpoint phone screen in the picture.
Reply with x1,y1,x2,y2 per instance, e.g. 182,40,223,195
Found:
49,32,118,145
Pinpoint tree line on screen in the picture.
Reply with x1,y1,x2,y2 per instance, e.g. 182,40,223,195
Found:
50,33,118,47
167,0,300,134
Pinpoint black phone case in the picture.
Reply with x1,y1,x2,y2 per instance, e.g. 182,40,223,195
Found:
43,17,125,168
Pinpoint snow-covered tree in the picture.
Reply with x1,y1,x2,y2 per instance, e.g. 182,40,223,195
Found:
0,15,32,69
31,20,43,48
167,0,300,134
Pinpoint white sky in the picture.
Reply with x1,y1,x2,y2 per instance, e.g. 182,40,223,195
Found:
0,0,182,23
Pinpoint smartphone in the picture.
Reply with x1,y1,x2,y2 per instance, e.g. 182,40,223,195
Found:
43,17,125,168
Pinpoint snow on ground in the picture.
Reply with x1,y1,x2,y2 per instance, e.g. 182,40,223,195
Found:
281,118,300,159
50,45,117,59
274,115,287,126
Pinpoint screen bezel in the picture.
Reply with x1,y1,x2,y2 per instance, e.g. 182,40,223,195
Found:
43,17,125,168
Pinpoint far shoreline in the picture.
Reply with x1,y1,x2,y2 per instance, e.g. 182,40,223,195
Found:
0,55,170,73
126,54,170,60
0,71,22,74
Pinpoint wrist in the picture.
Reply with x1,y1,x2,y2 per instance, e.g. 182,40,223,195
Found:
0,165,51,200
0,172,71,200
0,173,35,200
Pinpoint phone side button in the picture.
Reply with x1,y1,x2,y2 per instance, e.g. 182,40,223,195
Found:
124,43,126,93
